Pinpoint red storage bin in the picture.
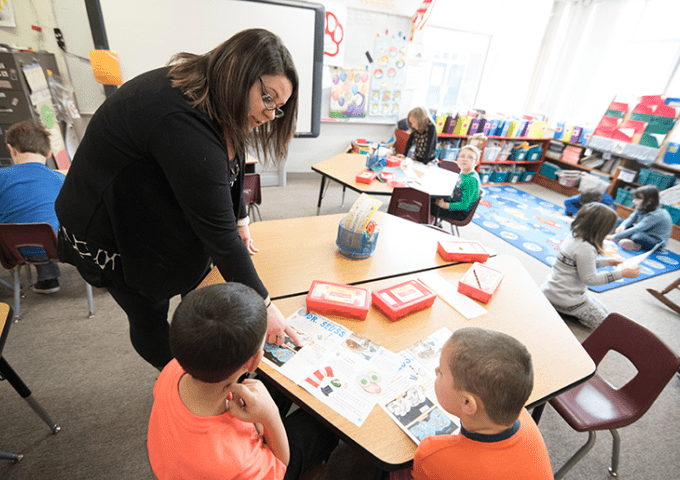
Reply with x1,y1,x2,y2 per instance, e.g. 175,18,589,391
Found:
457,263,504,304
371,279,436,322
306,281,370,320
437,239,490,263
356,171,377,184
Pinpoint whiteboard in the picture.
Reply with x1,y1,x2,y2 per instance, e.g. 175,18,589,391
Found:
83,0,324,137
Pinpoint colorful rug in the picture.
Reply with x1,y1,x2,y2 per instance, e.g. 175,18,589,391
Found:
472,185,680,292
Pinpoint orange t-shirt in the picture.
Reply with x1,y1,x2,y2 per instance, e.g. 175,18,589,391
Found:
413,408,552,480
147,359,286,480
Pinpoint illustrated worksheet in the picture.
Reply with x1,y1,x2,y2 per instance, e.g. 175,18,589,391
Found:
380,328,461,444
262,308,402,427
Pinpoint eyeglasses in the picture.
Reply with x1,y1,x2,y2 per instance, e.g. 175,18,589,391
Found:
259,77,284,119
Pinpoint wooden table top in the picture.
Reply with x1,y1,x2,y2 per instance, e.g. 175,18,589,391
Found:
311,153,458,198
203,255,595,470
198,211,457,299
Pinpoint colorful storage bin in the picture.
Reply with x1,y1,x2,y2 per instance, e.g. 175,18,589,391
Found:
615,188,633,207
540,162,560,180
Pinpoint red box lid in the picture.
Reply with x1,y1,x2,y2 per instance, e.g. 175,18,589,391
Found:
356,171,376,184
457,262,504,304
306,280,370,320
437,239,490,263
371,279,436,322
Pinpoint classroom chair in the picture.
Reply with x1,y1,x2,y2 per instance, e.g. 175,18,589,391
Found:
394,128,410,156
0,223,94,321
549,312,680,479
387,187,434,225
646,276,680,315
437,193,482,237
0,302,60,463
243,173,262,222
438,160,460,173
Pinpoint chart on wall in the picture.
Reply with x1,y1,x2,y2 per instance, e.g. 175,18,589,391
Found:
329,66,370,118
370,33,408,116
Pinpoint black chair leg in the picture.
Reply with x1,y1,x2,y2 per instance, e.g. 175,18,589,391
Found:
0,357,60,434
0,450,23,463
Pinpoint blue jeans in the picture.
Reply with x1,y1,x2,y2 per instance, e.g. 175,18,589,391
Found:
18,247,61,280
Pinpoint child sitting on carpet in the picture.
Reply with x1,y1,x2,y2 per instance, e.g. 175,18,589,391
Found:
563,188,615,217
411,327,553,480
542,203,640,329
432,145,482,222
606,185,672,251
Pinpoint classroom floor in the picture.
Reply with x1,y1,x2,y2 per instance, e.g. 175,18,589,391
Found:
1,173,678,480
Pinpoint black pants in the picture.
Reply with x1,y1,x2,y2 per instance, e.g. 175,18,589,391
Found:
105,286,175,369
261,376,339,480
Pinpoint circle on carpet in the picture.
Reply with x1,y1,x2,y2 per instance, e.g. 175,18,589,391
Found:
500,231,518,240
644,259,664,269
483,221,499,229
656,255,679,265
640,266,654,276
523,242,542,252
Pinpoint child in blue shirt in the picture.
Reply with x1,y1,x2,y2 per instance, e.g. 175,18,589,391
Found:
0,121,65,293
563,189,615,217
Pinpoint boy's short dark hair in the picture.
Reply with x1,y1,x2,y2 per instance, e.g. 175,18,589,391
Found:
170,283,267,383
445,328,533,426
579,188,603,206
6,121,51,157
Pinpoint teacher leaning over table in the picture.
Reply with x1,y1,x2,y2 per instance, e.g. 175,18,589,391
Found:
55,29,300,370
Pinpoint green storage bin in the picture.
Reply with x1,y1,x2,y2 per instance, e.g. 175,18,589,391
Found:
490,171,509,183
526,145,543,161
638,168,651,185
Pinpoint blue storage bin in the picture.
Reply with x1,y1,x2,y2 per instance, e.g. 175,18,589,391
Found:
615,188,633,207
540,162,560,180
439,147,460,161
509,171,522,183
521,171,536,183
336,221,380,259
663,204,680,225
526,145,543,161
490,171,509,183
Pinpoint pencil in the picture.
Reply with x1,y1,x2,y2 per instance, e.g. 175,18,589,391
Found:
473,268,482,288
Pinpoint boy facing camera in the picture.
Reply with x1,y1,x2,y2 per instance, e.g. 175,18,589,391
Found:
147,283,337,480
412,328,553,480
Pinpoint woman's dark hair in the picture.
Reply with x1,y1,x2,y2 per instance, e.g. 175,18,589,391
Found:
168,28,299,166
633,185,660,214
571,203,618,254
170,283,267,383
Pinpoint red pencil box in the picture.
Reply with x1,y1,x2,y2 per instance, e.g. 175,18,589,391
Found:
437,239,490,263
356,171,377,184
457,263,504,304
306,280,370,320
371,279,436,322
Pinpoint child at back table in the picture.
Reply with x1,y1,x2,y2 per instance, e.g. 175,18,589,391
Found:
542,203,640,329
147,283,338,480
432,145,482,222
412,327,553,480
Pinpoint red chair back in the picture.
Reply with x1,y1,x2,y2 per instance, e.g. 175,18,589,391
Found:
243,173,262,206
0,223,59,267
580,312,680,426
439,160,460,173
394,129,410,156
388,187,433,225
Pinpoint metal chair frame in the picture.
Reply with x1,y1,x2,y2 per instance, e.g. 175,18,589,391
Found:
243,173,262,222
549,313,680,479
0,223,94,321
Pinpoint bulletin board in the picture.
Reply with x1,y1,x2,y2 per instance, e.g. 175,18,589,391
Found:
321,8,410,125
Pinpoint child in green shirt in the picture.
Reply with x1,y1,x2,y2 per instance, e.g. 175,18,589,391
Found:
433,145,481,221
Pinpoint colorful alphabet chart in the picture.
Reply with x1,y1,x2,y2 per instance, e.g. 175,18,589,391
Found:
329,66,369,118
370,32,408,116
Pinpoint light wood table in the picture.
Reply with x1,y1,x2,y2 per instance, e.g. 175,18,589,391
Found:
198,211,459,299
311,153,458,214
248,255,595,471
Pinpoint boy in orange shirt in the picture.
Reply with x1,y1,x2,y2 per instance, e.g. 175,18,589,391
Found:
147,283,337,480
412,327,553,480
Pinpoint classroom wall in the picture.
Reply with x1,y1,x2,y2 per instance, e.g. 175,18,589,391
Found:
0,0,552,181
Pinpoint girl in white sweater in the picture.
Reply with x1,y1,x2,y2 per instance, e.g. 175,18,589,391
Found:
542,203,640,328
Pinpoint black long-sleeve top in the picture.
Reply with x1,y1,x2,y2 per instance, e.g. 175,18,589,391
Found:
403,122,438,164
55,67,267,302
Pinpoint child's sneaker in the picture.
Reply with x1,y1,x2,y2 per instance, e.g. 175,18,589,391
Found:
32,278,60,294
618,239,641,251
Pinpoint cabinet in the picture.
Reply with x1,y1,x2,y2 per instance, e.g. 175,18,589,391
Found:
537,138,680,240
437,133,552,185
